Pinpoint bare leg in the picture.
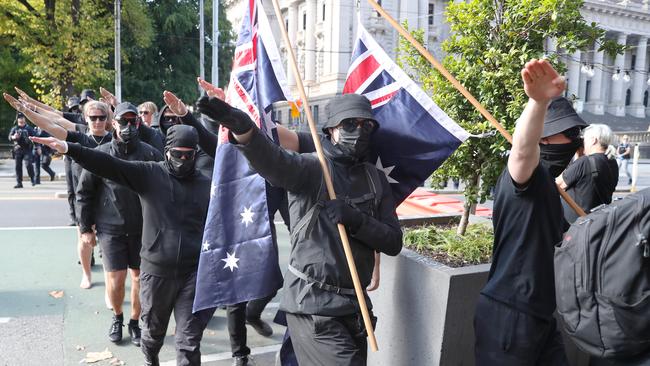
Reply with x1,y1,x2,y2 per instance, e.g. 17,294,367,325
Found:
129,268,141,320
107,270,127,316
78,229,92,289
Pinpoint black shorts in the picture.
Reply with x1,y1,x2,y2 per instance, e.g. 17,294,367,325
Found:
97,232,142,272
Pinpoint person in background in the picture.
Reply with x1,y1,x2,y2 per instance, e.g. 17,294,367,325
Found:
32,126,57,183
138,102,158,127
8,112,35,188
616,134,632,184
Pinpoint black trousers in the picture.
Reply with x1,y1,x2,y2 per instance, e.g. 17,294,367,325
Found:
474,294,569,366
139,271,214,366
64,157,76,223
285,312,372,366
40,154,55,180
227,292,276,357
14,149,34,185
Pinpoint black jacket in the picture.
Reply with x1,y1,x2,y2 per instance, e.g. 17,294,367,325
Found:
235,128,402,316
138,123,164,153
67,143,211,278
76,138,163,235
8,125,35,150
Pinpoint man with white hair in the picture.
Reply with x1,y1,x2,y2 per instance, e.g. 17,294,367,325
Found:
556,123,619,223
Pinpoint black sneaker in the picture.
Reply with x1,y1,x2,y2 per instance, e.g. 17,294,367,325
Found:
128,319,141,347
13,184,23,189
232,356,249,366
246,317,273,337
109,314,123,343
144,354,159,366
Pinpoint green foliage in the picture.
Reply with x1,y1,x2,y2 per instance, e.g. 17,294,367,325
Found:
397,0,623,221
403,224,493,266
0,35,35,137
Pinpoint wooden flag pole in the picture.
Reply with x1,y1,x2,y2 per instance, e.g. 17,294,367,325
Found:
367,0,586,217
271,0,380,352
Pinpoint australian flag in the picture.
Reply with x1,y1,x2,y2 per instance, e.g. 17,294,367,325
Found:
345,23,469,205
193,0,292,312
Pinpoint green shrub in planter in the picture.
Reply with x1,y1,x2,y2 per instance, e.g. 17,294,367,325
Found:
403,224,493,267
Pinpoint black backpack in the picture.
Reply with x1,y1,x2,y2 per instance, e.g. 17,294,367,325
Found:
554,188,650,358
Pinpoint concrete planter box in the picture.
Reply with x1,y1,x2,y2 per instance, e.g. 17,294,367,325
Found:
368,247,591,366
368,248,490,366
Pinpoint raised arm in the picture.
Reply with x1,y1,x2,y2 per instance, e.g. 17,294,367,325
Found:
31,136,153,194
3,93,69,140
163,90,218,158
14,87,61,115
508,60,566,185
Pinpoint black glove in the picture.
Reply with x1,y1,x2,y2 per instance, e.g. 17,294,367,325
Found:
196,96,254,135
324,199,364,231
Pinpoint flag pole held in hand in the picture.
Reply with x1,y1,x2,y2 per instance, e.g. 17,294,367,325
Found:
366,0,586,217
270,0,379,352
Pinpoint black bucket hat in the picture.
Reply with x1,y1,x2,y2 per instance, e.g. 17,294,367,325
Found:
542,97,588,138
322,94,377,135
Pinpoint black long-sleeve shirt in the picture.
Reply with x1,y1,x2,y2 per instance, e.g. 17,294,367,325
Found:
66,142,211,277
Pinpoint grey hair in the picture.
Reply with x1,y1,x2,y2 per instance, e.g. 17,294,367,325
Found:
583,123,613,149
83,101,113,122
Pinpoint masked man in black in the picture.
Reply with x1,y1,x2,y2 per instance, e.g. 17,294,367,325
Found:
33,122,213,366
197,93,403,366
474,60,587,366
76,102,163,346
8,112,36,188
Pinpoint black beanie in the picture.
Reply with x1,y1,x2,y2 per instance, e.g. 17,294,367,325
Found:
165,125,198,151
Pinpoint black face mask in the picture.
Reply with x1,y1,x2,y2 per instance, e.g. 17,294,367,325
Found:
165,154,196,178
336,128,371,161
161,116,180,134
119,124,139,143
539,140,582,177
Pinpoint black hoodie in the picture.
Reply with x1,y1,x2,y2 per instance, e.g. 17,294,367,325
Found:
67,125,211,277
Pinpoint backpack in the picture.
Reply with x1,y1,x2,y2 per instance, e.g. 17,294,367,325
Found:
554,188,650,358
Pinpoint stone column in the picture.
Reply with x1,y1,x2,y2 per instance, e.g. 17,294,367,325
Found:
608,33,627,116
587,46,605,115
567,50,581,99
286,1,299,87
546,38,557,55
304,0,317,83
629,36,648,118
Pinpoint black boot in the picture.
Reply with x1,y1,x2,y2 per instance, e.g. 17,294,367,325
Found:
128,319,141,347
109,313,123,343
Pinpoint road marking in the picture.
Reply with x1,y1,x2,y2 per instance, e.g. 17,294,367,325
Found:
0,226,75,231
0,197,65,201
0,317,11,323
159,344,281,366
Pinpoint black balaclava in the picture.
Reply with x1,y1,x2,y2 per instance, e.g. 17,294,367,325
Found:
540,139,582,177
164,125,198,178
539,98,589,177
114,124,139,155
323,94,378,163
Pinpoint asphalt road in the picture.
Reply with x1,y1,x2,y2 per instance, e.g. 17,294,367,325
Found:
0,159,289,366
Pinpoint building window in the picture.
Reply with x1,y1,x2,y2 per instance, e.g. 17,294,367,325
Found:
631,55,636,70
322,3,325,21
376,0,382,17
625,89,631,106
428,2,435,26
285,18,288,31
313,105,319,124
303,12,306,30
644,90,648,107
585,80,591,102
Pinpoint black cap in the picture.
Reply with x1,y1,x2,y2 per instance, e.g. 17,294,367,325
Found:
80,89,96,104
322,94,377,134
165,125,198,150
114,102,138,120
66,96,81,111
541,97,588,138
16,112,25,119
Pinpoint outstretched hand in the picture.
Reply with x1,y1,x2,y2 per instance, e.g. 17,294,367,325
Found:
30,136,67,154
521,59,566,103
196,96,254,135
99,87,118,107
162,90,188,116
197,77,226,100
3,93,26,113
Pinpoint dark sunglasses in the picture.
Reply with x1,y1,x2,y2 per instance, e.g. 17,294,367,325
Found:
88,115,107,122
169,149,196,160
116,116,140,126
162,115,181,125
339,118,377,133
138,110,150,115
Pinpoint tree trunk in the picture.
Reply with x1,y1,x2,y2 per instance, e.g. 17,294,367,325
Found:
456,173,481,236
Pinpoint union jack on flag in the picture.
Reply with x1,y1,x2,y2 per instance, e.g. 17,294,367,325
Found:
193,0,291,312
344,22,469,205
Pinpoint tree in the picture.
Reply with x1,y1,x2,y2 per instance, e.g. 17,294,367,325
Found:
120,0,235,106
397,0,622,235
0,0,153,108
